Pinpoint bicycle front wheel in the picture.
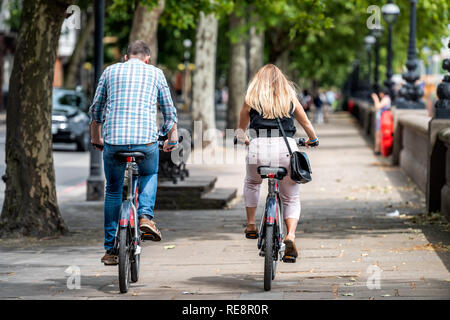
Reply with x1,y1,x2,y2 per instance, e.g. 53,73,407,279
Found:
118,227,131,293
264,225,274,291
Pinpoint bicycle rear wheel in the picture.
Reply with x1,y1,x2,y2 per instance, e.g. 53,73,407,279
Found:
264,225,274,291
118,227,131,293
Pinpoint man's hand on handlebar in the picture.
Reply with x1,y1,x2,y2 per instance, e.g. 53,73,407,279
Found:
163,139,178,152
91,138,104,151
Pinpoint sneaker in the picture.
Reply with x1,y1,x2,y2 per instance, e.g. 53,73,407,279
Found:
139,217,162,241
101,250,118,265
282,235,298,263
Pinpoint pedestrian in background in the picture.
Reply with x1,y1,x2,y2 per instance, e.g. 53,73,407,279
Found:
313,92,323,124
371,88,391,155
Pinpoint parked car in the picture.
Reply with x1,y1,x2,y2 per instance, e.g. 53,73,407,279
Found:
52,88,90,151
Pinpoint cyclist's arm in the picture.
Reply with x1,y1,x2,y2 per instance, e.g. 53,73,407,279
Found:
89,70,108,145
156,69,178,141
237,102,251,143
293,97,317,141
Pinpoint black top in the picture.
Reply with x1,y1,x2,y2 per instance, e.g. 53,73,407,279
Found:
249,103,296,138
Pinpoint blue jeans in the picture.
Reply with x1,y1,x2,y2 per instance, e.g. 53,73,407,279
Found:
103,142,159,250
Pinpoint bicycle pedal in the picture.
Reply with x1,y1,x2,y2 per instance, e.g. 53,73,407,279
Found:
141,233,156,240
282,256,296,263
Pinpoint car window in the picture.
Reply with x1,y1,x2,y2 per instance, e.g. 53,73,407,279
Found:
58,94,81,107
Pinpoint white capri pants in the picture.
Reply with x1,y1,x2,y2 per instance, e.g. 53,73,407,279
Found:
243,137,301,220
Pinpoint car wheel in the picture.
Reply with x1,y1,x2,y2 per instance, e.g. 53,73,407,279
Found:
76,131,89,152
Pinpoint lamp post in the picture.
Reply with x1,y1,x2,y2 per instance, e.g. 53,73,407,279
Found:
364,35,376,89
434,40,450,118
371,26,384,94
396,0,425,109
87,0,105,201
382,0,400,101
182,39,192,112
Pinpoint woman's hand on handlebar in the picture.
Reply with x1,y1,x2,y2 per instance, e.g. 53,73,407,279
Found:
238,135,250,146
305,137,319,148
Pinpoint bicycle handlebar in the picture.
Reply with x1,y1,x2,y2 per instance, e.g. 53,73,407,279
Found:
158,136,184,150
296,138,319,148
91,143,104,151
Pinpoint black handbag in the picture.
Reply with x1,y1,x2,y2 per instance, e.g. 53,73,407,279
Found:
276,117,312,184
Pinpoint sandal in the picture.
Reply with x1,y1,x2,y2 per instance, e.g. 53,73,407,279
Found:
244,224,258,239
282,235,298,263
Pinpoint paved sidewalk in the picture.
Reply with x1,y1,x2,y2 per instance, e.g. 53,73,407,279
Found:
0,112,449,300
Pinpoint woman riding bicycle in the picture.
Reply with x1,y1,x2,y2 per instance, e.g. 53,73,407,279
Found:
236,64,318,262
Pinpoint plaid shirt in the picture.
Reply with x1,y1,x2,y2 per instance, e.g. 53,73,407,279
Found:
89,58,177,145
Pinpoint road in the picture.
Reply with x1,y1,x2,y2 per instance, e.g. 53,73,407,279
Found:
0,123,91,209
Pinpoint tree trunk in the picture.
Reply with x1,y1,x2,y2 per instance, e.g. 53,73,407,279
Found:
191,12,218,146
64,8,95,89
129,0,165,66
248,22,264,79
275,49,290,76
226,12,247,130
0,0,73,238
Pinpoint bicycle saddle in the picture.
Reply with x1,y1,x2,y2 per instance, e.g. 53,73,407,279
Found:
114,151,146,162
257,166,287,179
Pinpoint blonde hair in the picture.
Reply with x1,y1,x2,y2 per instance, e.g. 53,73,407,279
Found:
245,64,298,119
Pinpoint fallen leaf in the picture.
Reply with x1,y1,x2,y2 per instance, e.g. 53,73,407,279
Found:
342,293,354,296
410,282,416,289
344,282,354,286
369,297,375,300
394,289,399,297
332,285,338,298
381,294,391,297
164,245,176,250
361,253,368,257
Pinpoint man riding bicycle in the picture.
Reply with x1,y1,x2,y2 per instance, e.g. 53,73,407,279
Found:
89,40,178,265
